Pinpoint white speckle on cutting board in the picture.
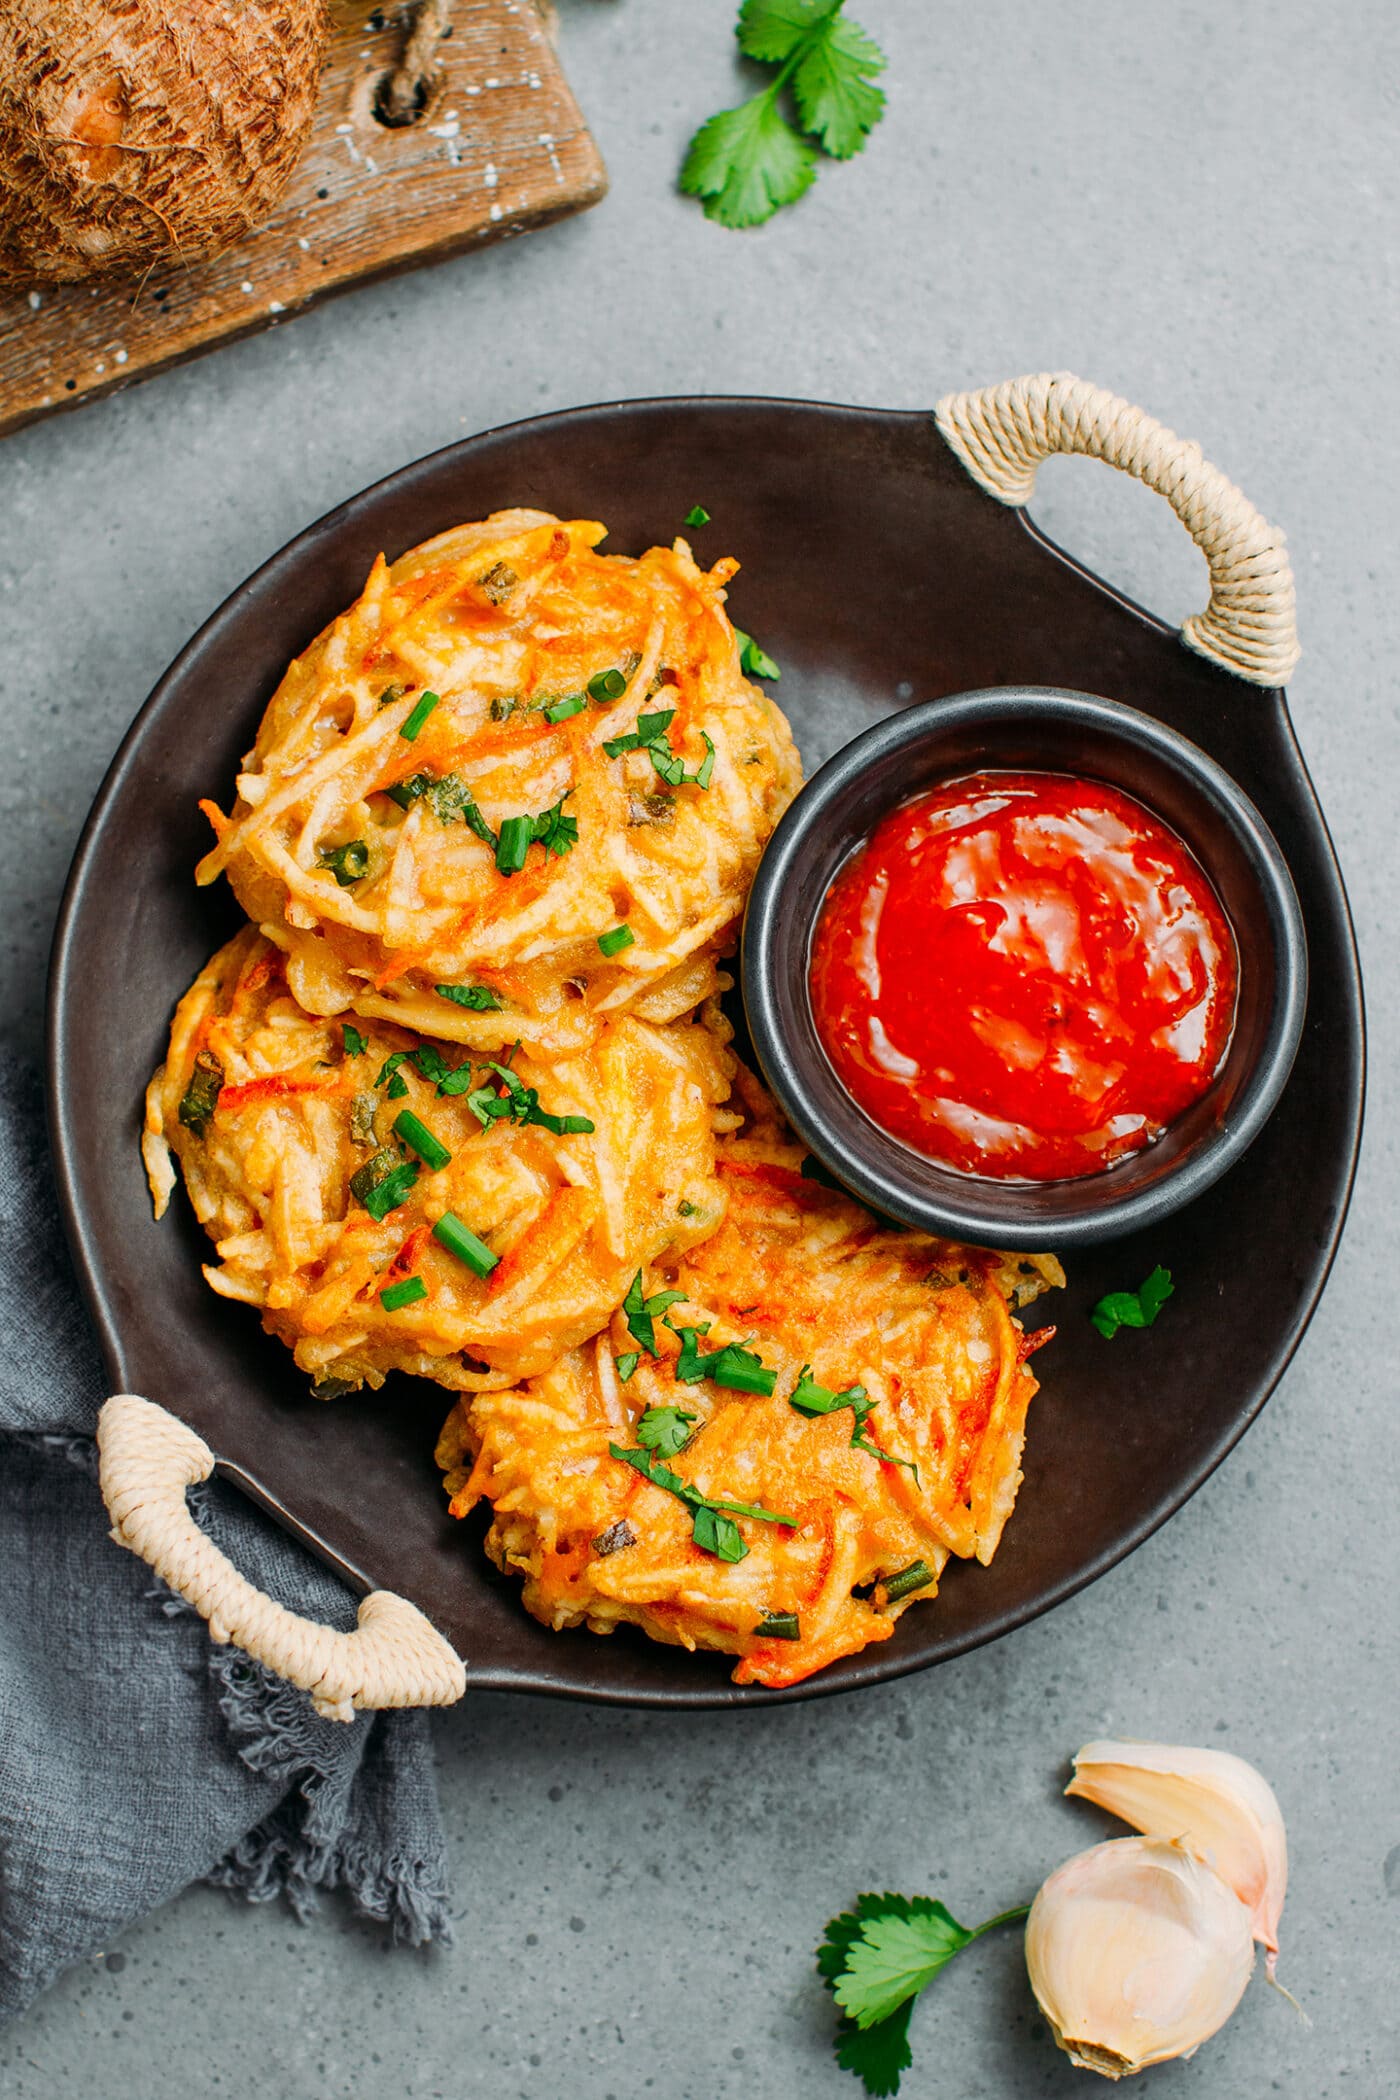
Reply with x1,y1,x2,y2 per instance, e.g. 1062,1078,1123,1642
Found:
490,203,503,221
335,121,363,165
114,349,128,364
429,114,463,167
241,280,254,294
483,162,498,189
268,301,285,314
485,76,500,88
297,237,311,251
95,362,105,374
465,82,481,95
538,133,563,180
27,291,41,311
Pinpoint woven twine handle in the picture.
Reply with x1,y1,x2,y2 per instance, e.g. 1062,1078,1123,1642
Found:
934,372,1299,686
98,1396,466,1722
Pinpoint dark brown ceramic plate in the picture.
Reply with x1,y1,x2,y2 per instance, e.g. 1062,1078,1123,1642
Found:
48,398,1365,1707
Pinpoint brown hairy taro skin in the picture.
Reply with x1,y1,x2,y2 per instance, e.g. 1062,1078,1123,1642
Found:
0,0,328,284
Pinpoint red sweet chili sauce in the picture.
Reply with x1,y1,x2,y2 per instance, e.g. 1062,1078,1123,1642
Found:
808,770,1238,1181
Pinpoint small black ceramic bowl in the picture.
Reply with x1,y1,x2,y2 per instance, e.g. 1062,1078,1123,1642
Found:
742,687,1307,1249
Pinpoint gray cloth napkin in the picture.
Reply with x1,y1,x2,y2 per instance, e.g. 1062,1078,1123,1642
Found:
0,1063,453,2022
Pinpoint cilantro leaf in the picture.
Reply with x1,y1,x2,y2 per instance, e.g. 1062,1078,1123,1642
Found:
636,1405,698,1458
615,1352,640,1384
790,1366,917,1480
793,10,886,158
835,1902,973,2028
681,93,817,230
343,1023,368,1058
1090,1264,1174,1339
436,983,501,1011
532,792,578,858
623,1271,687,1357
737,0,836,64
818,1891,1030,2094
832,2003,914,2098
732,626,782,680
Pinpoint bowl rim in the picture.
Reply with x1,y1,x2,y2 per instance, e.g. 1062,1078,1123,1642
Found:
742,684,1309,1248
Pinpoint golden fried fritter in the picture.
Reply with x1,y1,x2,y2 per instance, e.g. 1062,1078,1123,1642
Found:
195,512,801,1059
438,1064,1063,1688
144,928,732,1392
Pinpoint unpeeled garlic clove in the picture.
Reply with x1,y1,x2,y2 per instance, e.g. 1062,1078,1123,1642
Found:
1067,1739,1287,1971
1025,1835,1255,2079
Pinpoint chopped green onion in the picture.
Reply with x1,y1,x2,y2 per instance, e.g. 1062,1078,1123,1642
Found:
177,1050,224,1136
543,693,587,724
377,682,407,709
384,772,433,810
399,690,441,742
433,1211,498,1278
392,1109,452,1172
732,628,781,681
597,924,635,958
494,813,533,875
616,1352,640,1383
755,1611,800,1641
349,1150,420,1221
435,983,501,1011
588,666,629,703
380,1275,428,1311
343,1023,368,1058
683,505,711,528
318,839,369,886
882,1560,935,1604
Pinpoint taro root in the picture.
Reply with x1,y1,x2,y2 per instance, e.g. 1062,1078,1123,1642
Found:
0,0,327,284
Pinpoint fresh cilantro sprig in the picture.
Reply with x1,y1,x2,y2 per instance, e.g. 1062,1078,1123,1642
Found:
622,1270,688,1357
635,1404,697,1458
819,1893,1030,2095
790,1365,917,1479
681,0,886,230
1090,1264,1174,1339
673,1325,777,1396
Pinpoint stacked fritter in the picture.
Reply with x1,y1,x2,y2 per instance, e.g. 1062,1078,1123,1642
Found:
146,510,1060,1690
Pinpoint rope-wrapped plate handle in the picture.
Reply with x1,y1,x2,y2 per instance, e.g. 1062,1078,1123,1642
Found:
98,1395,466,1721
934,372,1299,687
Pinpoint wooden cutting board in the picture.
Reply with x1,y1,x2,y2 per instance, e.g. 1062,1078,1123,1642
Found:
0,0,606,441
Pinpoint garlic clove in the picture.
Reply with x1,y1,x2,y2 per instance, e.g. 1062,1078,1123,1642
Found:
1067,1740,1287,1971
1026,1836,1256,2079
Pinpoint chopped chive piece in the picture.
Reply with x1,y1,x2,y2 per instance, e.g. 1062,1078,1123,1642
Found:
385,771,433,810
543,693,587,723
177,1050,224,1136
318,838,369,886
616,1352,640,1383
883,1559,935,1604
1090,1265,1175,1339
392,1109,452,1171
380,1274,428,1311
435,983,501,1011
433,1211,498,1277
588,666,629,703
732,628,781,681
683,505,711,528
494,813,533,875
343,1023,368,1058
755,1611,800,1641
377,682,407,709
349,1150,420,1221
597,924,635,958
399,690,441,742
677,1200,697,1217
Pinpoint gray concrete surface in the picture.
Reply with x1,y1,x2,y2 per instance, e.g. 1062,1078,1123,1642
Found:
1,2,1396,2094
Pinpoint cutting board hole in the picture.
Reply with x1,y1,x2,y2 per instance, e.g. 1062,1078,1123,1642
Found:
372,68,441,129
